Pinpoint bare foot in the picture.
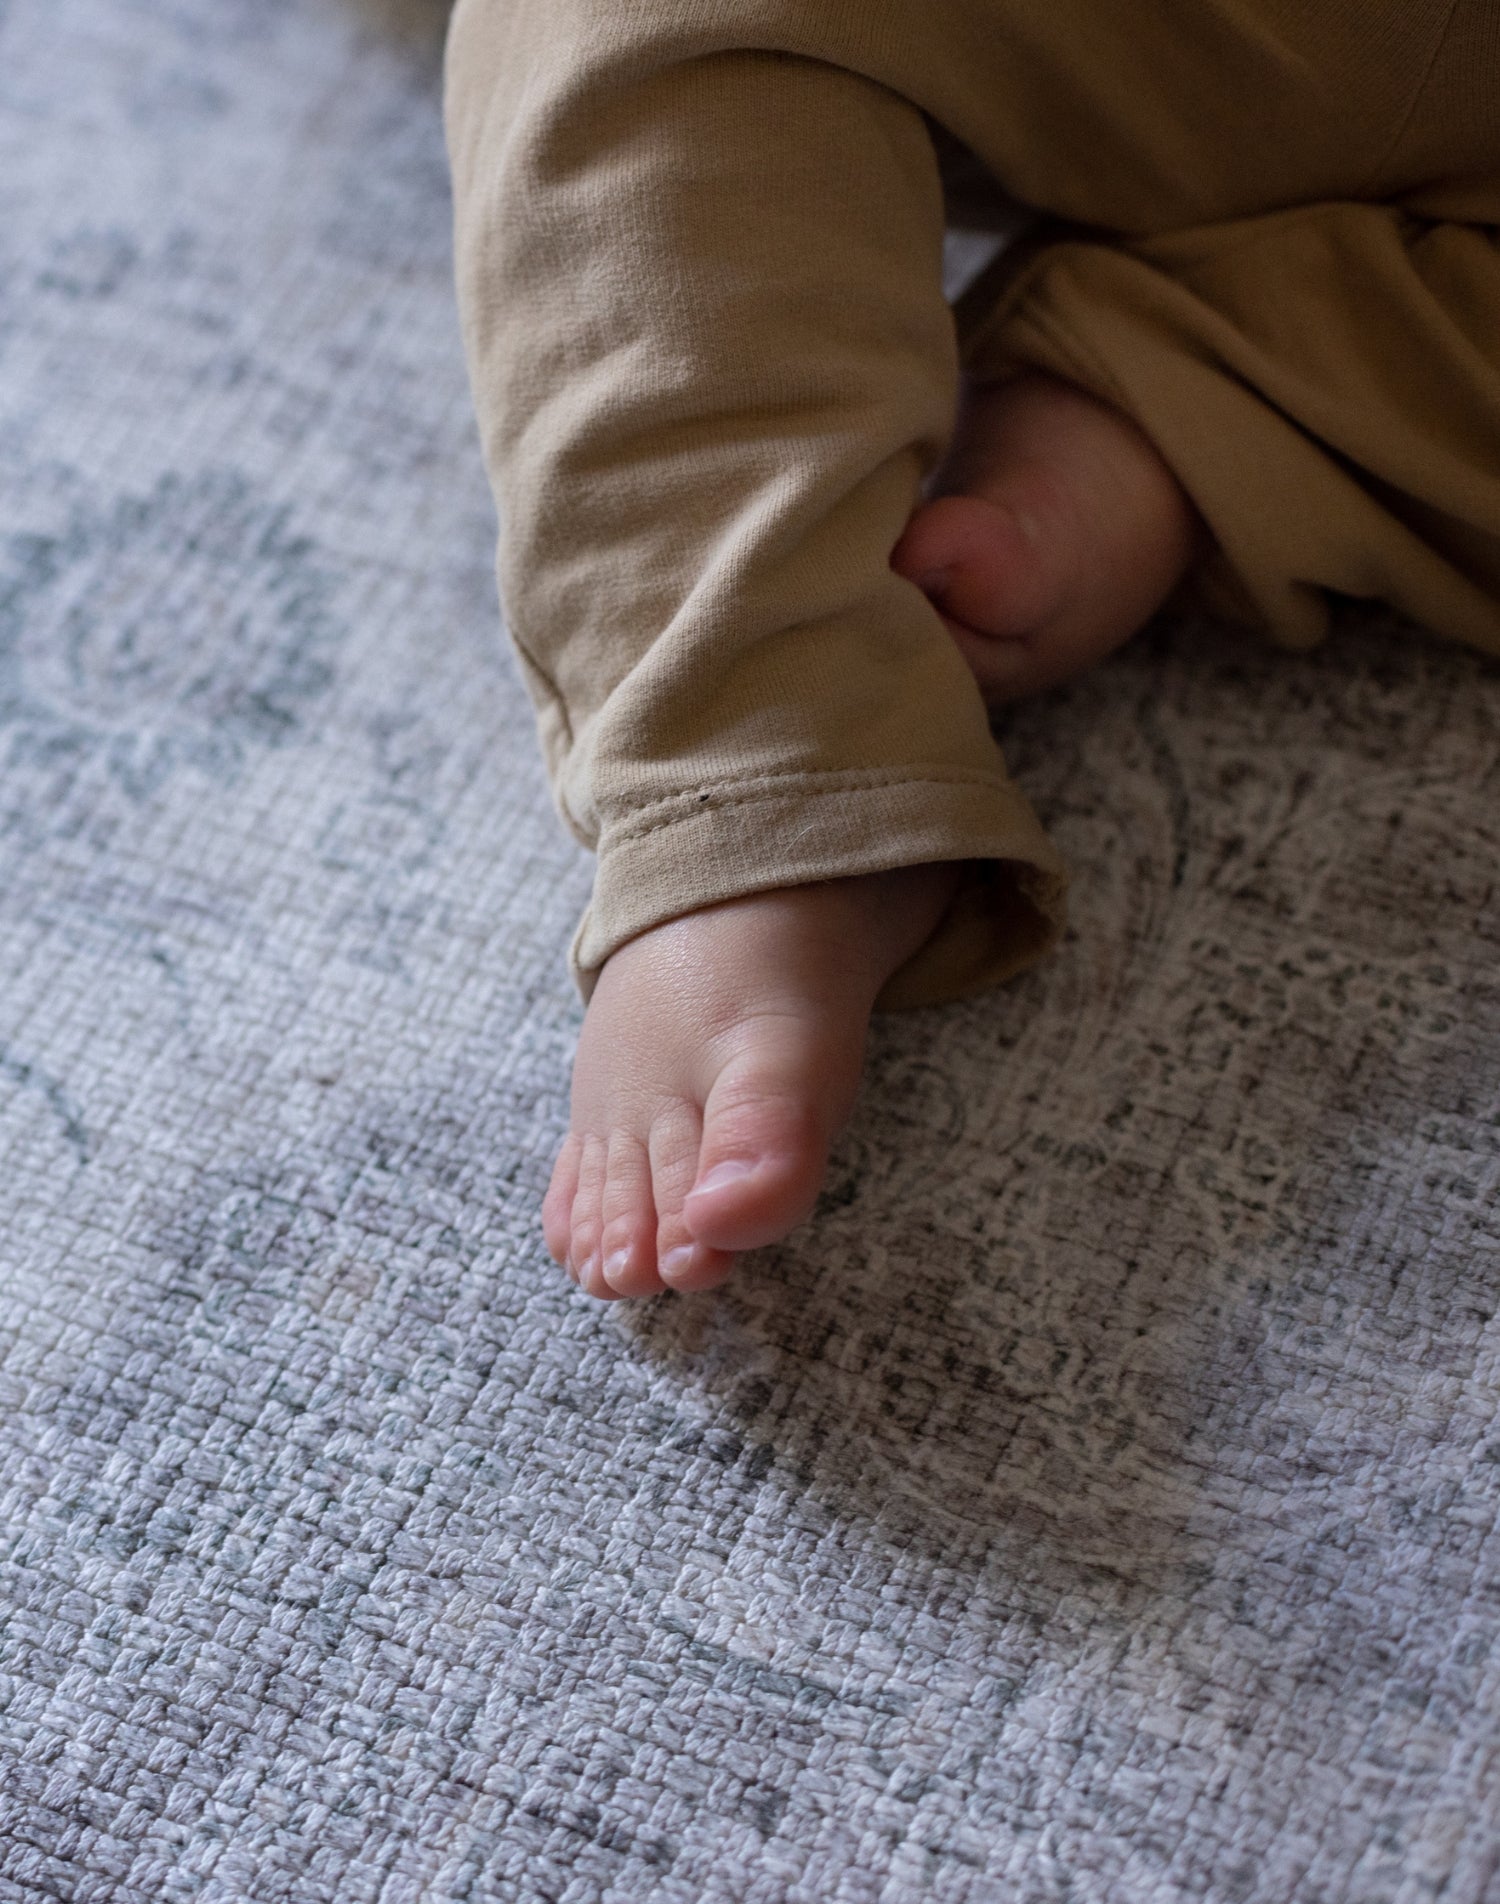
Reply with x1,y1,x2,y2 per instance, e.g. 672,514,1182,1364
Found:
891,371,1200,704
544,375,1190,1297
544,864,958,1299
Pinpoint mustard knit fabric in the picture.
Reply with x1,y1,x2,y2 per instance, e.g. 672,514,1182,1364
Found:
445,0,1500,1007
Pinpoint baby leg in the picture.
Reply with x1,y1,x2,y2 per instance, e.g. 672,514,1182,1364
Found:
898,0,1500,692
448,7,1064,1298
959,200,1500,658
557,348,1205,1294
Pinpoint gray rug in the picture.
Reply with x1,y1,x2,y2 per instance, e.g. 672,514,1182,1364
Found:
3,2,1499,1899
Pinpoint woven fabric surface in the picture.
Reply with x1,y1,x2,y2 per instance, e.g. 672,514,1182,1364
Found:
3,2,1500,1899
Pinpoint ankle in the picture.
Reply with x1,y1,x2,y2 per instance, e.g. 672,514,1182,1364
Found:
859,861,962,975
789,863,961,1004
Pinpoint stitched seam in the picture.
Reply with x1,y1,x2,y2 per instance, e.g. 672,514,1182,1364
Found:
600,767,1014,846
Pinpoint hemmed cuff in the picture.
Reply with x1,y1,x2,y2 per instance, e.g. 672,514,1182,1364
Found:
570,766,1068,1012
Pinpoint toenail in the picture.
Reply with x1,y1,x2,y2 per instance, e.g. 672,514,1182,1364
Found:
602,1248,632,1287
691,1160,756,1198
658,1245,696,1284
576,1252,600,1292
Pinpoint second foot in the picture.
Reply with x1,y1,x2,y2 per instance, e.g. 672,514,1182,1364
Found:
892,370,1201,704
542,864,958,1299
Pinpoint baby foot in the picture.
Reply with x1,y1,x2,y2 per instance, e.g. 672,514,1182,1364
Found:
543,864,958,1299
892,370,1200,704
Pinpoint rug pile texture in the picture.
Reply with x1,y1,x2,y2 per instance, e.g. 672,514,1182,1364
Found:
2,2,1499,1899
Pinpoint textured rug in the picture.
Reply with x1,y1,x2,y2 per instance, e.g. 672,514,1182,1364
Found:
3,2,1500,1900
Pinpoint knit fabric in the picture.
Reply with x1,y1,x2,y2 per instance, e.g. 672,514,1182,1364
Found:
2,3,1499,1899
447,0,1500,1004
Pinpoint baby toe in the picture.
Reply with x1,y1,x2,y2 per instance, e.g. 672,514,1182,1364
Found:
681,1027,841,1254
597,1131,662,1298
894,494,1053,641
542,1133,582,1269
568,1133,610,1294
649,1099,736,1294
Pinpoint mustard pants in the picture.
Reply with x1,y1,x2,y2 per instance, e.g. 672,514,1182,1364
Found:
445,1,1500,1006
